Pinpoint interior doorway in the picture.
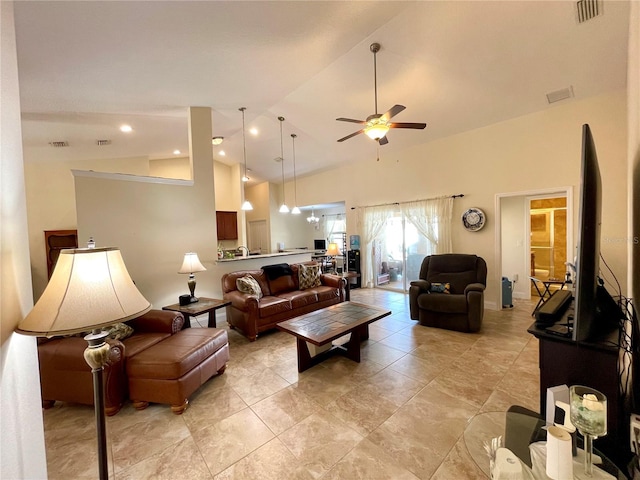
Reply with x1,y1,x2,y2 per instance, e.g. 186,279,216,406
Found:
496,187,573,307
248,220,268,254
529,196,567,282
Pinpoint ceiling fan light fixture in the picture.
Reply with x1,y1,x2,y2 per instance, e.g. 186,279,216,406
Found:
211,136,224,145
365,123,389,140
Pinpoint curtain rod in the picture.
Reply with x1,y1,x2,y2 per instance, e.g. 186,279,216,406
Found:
322,213,344,218
350,194,464,210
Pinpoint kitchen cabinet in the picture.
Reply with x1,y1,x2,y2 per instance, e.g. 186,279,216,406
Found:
216,211,238,240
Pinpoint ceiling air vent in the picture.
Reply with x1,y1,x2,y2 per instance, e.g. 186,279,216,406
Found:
546,86,574,104
49,141,69,148
576,0,602,24
96,139,112,146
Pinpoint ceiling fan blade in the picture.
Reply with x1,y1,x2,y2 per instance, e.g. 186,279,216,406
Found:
378,136,389,146
381,104,406,122
336,117,366,124
389,122,427,129
337,130,364,142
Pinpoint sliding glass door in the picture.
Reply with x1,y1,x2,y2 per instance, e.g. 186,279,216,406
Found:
375,210,437,292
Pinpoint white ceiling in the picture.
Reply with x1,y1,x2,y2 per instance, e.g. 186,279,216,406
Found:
14,1,629,184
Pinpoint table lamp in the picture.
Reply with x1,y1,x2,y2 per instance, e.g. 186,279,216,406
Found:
326,243,342,273
15,246,151,480
178,252,207,303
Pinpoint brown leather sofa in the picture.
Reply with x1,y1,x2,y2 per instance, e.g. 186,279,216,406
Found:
38,309,229,415
221,261,345,341
409,254,487,332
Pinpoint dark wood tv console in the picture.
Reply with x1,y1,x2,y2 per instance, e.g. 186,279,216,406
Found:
528,312,630,471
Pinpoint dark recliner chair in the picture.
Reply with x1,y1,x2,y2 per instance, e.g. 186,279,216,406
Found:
409,254,487,332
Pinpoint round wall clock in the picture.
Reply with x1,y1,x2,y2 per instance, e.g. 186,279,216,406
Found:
462,207,486,232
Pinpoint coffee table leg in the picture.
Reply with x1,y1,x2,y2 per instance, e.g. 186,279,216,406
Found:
296,338,313,372
344,329,361,362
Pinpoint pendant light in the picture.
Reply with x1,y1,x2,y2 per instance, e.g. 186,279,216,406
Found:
290,133,301,214
239,107,253,211
277,116,289,214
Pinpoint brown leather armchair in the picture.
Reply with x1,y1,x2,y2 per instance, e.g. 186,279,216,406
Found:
38,310,184,416
409,254,487,332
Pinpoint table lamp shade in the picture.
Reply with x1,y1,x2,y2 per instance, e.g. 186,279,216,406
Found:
326,243,341,256
178,253,206,274
16,247,151,337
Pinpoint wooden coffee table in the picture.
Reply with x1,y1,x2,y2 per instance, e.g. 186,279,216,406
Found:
276,301,391,372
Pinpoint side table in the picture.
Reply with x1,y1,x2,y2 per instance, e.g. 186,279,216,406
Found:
163,297,231,328
342,271,360,301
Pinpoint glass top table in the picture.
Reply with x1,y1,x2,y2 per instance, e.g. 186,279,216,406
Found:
463,410,627,479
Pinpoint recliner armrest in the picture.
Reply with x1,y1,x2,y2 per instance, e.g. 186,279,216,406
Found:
410,279,431,292
464,283,485,295
127,310,184,334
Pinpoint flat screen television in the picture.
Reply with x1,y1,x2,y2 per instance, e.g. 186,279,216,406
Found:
314,239,326,251
573,124,624,342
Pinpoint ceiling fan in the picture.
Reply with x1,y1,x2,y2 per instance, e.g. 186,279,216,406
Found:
336,43,426,145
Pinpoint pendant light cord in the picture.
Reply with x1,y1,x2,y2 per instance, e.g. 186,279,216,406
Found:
278,116,285,202
240,107,248,176
291,134,298,206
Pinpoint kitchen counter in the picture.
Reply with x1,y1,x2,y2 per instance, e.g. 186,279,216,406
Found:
217,250,312,263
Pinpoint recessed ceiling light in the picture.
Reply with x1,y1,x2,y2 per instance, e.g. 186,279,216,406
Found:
211,136,224,145
249,127,258,136
173,149,181,155
219,150,226,156
120,125,133,133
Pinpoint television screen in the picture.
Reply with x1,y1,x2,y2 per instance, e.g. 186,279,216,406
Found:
314,239,326,251
573,124,602,342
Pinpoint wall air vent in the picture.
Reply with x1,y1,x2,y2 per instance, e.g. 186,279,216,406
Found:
546,86,574,104
96,139,112,146
576,0,602,24
49,141,69,147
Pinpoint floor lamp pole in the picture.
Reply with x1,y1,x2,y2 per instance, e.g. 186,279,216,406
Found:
84,331,111,480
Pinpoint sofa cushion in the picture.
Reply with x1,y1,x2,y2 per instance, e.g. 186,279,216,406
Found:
306,285,341,303
278,290,318,309
298,263,321,290
258,296,292,318
236,275,263,298
267,274,296,295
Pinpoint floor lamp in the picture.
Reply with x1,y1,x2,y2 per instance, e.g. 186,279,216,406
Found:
16,246,151,480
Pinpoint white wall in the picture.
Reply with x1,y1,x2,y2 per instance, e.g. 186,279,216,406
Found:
500,196,528,300
75,108,218,309
25,157,149,300
0,2,48,477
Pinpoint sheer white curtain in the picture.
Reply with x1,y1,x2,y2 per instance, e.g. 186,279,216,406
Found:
355,206,391,288
401,196,454,254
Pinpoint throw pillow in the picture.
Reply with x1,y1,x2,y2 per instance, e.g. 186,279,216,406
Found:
105,322,134,340
236,275,263,298
430,282,451,294
298,264,321,290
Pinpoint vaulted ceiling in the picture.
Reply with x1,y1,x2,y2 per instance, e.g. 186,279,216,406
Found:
14,1,630,183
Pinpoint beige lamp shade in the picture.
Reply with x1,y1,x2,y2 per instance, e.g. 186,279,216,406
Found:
326,243,342,256
178,252,206,274
16,247,151,337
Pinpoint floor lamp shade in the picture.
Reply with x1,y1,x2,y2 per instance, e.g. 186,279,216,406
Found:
16,247,151,337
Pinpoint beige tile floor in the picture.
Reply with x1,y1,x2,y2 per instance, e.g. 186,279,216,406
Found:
43,289,540,479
